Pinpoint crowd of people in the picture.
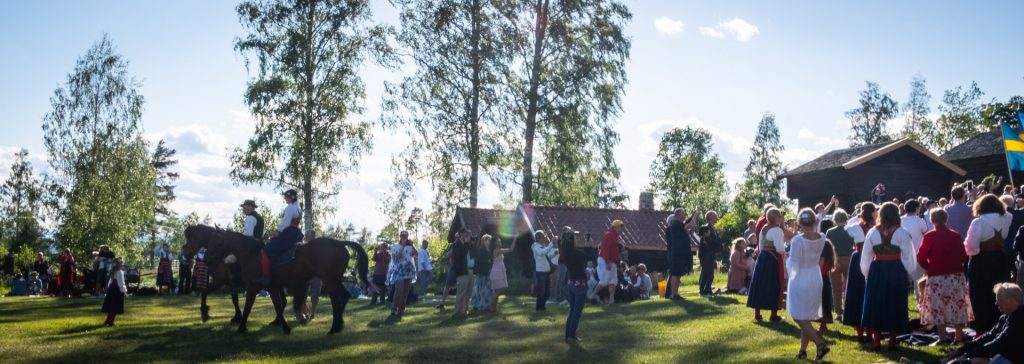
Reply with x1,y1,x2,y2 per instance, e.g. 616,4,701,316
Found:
730,180,1024,363
6,181,1024,363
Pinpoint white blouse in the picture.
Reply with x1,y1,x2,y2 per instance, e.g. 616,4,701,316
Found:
107,270,127,293
846,224,868,244
963,212,1012,256
759,227,784,250
276,202,302,232
860,227,917,279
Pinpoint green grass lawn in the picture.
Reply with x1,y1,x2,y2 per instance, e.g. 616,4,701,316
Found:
0,273,950,364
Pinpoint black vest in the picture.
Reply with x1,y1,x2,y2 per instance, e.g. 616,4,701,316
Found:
249,211,265,241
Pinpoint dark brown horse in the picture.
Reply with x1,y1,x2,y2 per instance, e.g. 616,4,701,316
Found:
183,224,370,335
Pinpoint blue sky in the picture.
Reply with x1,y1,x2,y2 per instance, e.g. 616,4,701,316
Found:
1,1,1022,234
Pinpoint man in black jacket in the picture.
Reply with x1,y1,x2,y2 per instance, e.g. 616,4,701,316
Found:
943,283,1023,364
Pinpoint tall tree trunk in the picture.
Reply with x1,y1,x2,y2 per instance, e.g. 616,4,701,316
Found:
468,0,482,208
301,2,316,232
521,0,548,204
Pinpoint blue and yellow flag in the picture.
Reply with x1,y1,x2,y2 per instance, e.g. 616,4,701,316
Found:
1002,112,1024,171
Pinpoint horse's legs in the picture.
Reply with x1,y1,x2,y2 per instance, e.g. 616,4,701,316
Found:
238,288,257,334
328,286,351,335
276,289,291,335
230,291,242,324
293,284,309,325
268,289,284,326
200,291,211,322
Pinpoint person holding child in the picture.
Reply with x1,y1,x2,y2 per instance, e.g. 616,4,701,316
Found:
101,257,127,326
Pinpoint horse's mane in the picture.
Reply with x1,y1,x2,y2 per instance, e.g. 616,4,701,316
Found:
187,224,263,253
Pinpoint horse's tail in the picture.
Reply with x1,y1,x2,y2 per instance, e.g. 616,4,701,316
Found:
339,241,370,290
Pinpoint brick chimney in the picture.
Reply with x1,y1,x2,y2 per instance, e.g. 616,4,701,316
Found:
639,192,654,211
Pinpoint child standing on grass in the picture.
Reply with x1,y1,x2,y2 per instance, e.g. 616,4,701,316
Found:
101,257,127,326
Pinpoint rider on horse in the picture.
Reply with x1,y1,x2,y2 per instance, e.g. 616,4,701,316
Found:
255,189,303,286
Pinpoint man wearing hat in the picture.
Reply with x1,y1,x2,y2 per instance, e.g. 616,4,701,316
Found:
240,199,265,241
256,189,303,285
593,220,624,304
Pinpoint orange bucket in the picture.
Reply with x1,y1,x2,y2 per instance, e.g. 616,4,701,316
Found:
657,280,667,298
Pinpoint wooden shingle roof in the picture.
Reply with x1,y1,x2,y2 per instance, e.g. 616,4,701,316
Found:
940,130,1001,161
783,139,966,177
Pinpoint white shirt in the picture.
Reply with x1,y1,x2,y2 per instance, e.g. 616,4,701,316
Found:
963,212,1013,256
418,248,432,271
277,202,301,232
846,224,867,244
243,215,257,237
860,227,917,279
107,270,127,293
393,244,416,266
532,242,557,272
900,215,929,251
758,227,784,250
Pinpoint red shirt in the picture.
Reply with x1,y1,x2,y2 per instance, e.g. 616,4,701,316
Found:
917,224,967,276
599,228,620,262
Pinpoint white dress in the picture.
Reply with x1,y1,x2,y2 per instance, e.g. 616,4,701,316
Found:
786,233,825,321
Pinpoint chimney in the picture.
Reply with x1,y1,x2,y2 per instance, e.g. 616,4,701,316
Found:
639,192,654,211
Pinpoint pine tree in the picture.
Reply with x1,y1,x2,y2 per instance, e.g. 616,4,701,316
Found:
734,112,786,209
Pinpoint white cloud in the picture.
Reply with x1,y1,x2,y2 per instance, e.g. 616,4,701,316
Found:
700,18,760,42
698,26,724,38
797,127,847,149
638,118,754,158
654,17,685,35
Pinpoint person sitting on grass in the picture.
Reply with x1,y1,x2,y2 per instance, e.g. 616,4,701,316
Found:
585,261,598,300
632,264,652,300
28,272,42,296
942,283,1023,364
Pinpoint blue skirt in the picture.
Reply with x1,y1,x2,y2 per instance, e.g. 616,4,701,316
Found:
746,251,782,310
842,251,865,326
264,226,303,257
101,282,124,314
861,259,909,332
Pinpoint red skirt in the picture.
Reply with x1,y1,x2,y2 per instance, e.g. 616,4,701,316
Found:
193,261,209,292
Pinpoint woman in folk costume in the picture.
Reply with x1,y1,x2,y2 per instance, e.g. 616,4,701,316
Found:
192,248,210,294
860,202,918,351
57,248,76,298
786,209,830,361
841,202,876,342
101,257,127,326
256,189,303,286
917,208,972,344
963,193,1013,333
155,244,175,295
747,208,786,321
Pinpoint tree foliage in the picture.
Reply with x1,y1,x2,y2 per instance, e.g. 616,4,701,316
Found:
504,0,632,206
647,127,728,213
899,75,934,148
847,81,898,147
231,0,397,231
384,0,513,214
932,81,986,154
734,112,786,209
41,35,157,263
981,96,1024,127
0,149,46,254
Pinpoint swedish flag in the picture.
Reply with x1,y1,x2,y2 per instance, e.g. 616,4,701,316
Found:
1002,112,1024,170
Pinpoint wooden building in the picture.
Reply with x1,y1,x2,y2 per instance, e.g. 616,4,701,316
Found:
941,131,1024,185
781,139,966,211
447,204,674,274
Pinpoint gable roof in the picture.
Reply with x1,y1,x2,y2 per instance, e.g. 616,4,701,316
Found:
783,138,966,177
448,205,673,251
941,130,1002,161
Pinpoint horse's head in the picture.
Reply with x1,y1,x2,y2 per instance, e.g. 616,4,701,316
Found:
183,224,221,257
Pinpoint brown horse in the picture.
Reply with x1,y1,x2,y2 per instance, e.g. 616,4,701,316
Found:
183,224,370,335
